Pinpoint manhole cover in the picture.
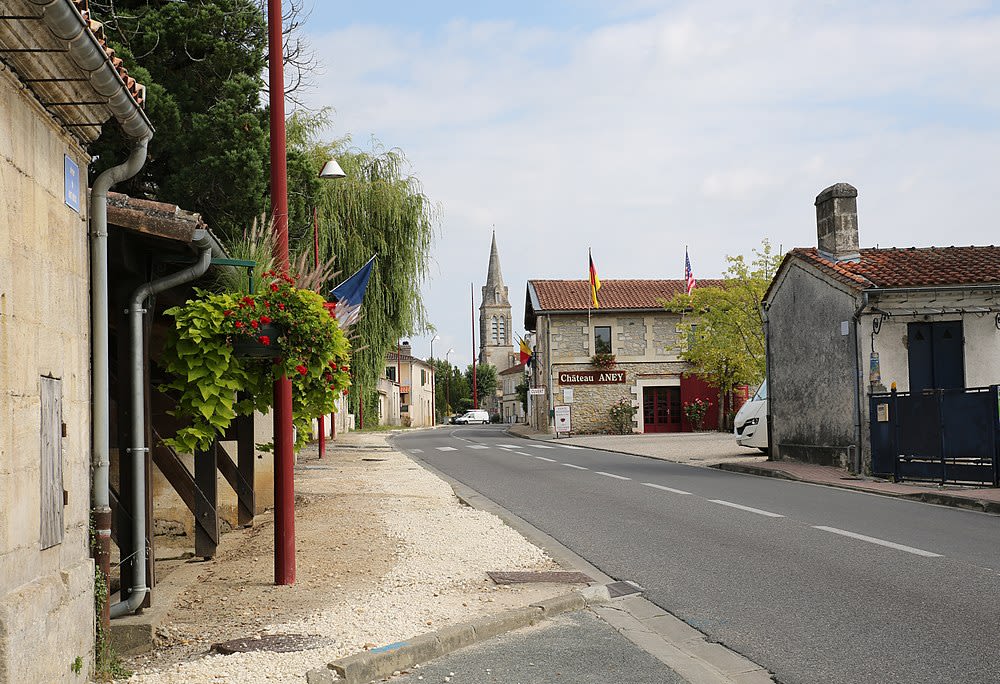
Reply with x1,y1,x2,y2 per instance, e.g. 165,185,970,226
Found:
606,580,644,598
211,634,331,654
487,571,593,585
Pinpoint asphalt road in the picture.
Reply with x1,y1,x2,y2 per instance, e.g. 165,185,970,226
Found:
393,425,1000,684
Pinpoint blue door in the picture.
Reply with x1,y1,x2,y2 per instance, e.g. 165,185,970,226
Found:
907,321,964,392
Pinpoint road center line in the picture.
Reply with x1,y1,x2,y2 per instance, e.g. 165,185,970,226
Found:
709,499,784,518
514,451,532,456
468,445,489,450
436,447,457,452
596,471,631,481
495,444,519,449
641,482,692,495
553,444,583,449
812,526,942,558
535,456,557,462
410,449,424,454
562,463,588,470
526,444,555,449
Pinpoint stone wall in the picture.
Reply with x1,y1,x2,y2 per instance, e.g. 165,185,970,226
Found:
616,317,647,356
0,64,96,681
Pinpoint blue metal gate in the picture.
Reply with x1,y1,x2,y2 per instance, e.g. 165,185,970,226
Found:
869,386,1000,486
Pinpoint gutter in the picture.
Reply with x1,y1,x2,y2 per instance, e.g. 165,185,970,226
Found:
112,231,213,617
28,0,155,621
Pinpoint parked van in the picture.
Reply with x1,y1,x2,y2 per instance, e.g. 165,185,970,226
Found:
734,381,768,453
455,409,490,425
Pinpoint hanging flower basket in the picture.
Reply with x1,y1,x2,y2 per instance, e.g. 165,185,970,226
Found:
231,322,283,358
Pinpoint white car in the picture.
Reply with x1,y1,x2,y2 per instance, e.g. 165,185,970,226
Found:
454,410,490,425
734,381,768,453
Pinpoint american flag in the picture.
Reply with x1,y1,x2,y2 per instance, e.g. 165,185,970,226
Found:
684,249,696,295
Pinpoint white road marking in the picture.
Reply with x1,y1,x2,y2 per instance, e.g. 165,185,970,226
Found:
436,446,458,452
641,482,692,495
596,471,631,481
468,445,489,450
709,500,784,518
535,456,557,462
526,444,555,449
495,444,519,449
813,526,942,558
553,444,583,449
410,449,424,454
562,463,588,470
514,452,532,456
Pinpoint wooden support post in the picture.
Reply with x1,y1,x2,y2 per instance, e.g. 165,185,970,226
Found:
194,441,219,559
237,408,256,525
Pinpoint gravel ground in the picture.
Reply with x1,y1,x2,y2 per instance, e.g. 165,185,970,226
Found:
117,430,568,683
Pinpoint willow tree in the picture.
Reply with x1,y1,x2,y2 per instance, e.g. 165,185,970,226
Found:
287,112,437,425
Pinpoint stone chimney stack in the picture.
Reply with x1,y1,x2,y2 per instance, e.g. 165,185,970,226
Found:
815,182,860,263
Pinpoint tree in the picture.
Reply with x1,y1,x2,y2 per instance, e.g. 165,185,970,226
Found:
515,376,529,414
89,1,271,242
283,112,437,427
465,363,498,409
664,240,782,428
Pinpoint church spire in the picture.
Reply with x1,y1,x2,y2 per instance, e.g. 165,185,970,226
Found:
485,229,504,289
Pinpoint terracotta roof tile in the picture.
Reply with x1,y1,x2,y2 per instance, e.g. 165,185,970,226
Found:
74,2,146,108
529,279,726,311
792,246,1000,290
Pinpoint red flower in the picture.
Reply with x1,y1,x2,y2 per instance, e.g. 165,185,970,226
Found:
259,335,271,346
342,389,349,396
295,364,308,376
264,301,271,308
270,282,280,292
234,321,244,329
278,303,285,311
223,309,232,317
250,320,259,329
260,315,271,324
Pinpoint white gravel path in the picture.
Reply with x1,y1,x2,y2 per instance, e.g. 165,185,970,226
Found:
120,435,558,683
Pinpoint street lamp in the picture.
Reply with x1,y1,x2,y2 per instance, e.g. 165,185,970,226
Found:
314,157,346,459
445,348,454,418
430,335,440,424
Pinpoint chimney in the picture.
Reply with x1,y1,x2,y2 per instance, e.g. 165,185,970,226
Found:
815,182,860,263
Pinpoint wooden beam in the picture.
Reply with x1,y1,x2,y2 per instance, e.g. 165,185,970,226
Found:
194,442,219,559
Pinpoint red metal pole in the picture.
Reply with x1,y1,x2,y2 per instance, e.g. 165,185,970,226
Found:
267,0,295,586
471,283,478,409
314,207,326,457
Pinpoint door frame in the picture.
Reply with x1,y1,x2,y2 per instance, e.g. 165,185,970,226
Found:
634,377,680,433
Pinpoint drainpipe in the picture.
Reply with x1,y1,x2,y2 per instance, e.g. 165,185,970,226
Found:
111,230,213,617
90,136,150,623
851,293,871,475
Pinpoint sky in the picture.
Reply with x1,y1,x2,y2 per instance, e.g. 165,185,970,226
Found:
296,0,1000,369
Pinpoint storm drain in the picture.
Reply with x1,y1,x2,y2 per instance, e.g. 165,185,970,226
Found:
211,634,332,654
487,571,593,585
606,580,644,598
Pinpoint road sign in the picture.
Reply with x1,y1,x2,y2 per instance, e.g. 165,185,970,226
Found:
528,387,546,396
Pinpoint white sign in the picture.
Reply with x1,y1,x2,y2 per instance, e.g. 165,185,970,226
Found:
554,405,571,433
528,387,546,396
563,388,574,403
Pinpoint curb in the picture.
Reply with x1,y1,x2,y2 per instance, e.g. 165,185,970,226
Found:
305,587,608,684
712,462,1000,515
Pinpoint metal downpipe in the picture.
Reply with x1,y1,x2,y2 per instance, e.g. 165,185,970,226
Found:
111,231,213,618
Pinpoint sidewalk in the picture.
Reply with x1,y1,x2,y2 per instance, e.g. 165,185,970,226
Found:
115,430,586,683
507,425,1000,514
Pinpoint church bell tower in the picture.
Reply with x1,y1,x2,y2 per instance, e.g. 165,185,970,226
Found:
479,231,513,372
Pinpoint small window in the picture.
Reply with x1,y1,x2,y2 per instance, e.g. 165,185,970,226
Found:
421,369,427,386
594,326,612,355
386,366,396,382
491,316,498,344
498,317,506,344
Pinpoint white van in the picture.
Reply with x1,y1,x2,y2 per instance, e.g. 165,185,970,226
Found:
734,381,768,453
455,409,490,425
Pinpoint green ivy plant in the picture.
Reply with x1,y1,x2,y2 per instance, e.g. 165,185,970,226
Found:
160,271,351,453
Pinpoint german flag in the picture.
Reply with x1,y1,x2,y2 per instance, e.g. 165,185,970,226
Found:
589,249,601,308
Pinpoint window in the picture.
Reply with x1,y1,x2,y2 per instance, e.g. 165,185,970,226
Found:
421,369,427,386
594,326,612,355
491,316,498,344
386,366,396,382
498,317,506,344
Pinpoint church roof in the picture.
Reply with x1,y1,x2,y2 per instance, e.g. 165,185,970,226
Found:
485,231,505,290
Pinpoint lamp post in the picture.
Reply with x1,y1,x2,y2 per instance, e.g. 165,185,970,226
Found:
314,158,345,458
266,0,295,585
430,334,440,425
445,348,454,417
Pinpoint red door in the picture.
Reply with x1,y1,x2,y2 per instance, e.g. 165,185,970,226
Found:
643,386,681,433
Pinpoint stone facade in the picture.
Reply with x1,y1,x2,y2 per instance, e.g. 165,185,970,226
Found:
0,64,96,681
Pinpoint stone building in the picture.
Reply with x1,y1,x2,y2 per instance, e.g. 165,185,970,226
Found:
764,182,1000,479
524,279,723,434
499,362,527,423
386,342,436,427
0,3,150,679
478,233,518,415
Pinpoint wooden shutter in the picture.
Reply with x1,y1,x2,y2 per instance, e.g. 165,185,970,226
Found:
39,376,64,549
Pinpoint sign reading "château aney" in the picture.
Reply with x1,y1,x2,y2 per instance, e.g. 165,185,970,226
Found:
558,370,626,385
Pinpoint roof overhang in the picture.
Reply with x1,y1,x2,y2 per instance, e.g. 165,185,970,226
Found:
863,285,1000,316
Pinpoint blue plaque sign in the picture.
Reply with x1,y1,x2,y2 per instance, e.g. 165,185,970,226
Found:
64,155,80,213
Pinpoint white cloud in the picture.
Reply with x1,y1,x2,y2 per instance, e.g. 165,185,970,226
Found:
302,1,1000,367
